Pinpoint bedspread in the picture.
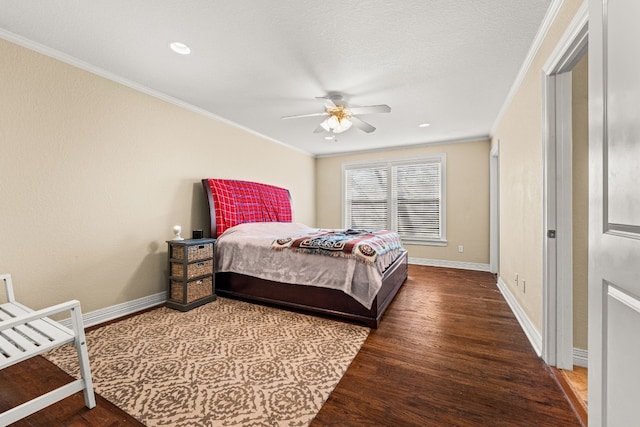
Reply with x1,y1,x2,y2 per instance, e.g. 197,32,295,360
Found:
272,229,403,264
215,222,404,309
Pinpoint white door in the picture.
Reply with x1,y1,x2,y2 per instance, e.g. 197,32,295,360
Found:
589,0,640,425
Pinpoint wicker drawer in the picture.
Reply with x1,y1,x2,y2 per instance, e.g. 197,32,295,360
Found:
171,259,213,279
170,276,213,303
170,243,213,261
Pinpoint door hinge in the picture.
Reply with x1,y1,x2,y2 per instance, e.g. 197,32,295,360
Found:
547,230,556,238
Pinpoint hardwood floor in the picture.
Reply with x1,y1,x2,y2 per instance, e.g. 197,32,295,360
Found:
560,367,588,410
0,355,144,426
312,265,582,426
554,366,588,426
0,265,581,426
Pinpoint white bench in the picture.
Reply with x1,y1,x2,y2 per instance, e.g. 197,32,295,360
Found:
0,274,95,425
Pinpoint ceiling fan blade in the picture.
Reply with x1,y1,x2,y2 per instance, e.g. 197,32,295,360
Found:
281,112,328,120
349,104,391,115
351,116,376,133
315,96,337,108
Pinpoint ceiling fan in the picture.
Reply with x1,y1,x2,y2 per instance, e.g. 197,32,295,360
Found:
281,94,391,135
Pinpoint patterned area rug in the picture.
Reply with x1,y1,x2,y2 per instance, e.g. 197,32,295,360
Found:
45,298,369,426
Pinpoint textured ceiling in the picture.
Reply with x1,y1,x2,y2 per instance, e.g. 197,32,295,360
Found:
0,1,553,156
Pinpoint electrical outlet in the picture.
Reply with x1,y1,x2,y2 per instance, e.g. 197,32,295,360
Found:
515,273,519,286
458,245,464,253
522,280,526,293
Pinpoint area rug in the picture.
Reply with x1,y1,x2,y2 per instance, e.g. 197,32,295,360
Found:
45,298,369,426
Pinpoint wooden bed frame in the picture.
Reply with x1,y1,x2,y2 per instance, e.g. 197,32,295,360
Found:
201,179,408,328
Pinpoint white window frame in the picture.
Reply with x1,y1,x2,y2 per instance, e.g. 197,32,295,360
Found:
342,154,447,246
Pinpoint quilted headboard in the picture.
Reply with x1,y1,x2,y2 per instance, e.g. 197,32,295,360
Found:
201,179,293,238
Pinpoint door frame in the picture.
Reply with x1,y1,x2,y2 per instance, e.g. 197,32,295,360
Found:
541,5,588,369
490,141,500,275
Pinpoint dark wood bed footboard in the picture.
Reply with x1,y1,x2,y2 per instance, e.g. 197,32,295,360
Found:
215,250,408,328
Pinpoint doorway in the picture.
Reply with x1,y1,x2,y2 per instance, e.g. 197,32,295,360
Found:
541,8,588,374
490,141,500,275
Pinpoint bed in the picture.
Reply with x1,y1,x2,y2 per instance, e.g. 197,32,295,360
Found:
201,178,408,328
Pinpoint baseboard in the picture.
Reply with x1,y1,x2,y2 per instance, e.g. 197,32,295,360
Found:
496,276,543,356
573,348,588,368
409,257,491,272
60,291,166,329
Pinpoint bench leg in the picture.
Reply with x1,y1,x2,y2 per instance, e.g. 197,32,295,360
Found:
70,306,96,408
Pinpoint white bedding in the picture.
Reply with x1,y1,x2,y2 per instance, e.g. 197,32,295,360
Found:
214,222,403,309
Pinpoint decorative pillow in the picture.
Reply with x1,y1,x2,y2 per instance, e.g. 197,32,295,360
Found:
206,179,292,236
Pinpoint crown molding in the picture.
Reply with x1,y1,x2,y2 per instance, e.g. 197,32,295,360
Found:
490,0,569,136
0,28,313,158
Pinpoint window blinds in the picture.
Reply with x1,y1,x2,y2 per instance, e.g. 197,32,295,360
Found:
345,166,388,231
344,156,445,244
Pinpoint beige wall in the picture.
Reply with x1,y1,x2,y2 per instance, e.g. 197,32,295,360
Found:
491,1,584,332
316,141,490,264
0,39,315,314
572,53,588,351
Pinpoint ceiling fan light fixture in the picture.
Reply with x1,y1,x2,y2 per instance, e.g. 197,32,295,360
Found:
320,118,332,132
327,115,340,130
332,117,352,133
322,115,352,133
323,106,353,134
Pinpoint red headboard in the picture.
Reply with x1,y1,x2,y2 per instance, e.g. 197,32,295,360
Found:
201,179,292,238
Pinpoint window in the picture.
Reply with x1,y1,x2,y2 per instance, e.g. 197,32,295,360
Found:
343,155,446,245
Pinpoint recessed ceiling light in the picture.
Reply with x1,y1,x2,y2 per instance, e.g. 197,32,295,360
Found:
418,123,431,128
169,42,191,55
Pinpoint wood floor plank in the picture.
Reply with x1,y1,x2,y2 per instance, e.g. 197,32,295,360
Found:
0,265,581,426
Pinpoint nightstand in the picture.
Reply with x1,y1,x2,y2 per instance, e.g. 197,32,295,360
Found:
166,238,216,311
